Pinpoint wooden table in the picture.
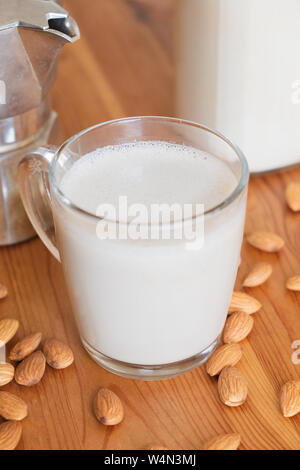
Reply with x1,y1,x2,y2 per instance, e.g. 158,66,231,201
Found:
1,0,300,450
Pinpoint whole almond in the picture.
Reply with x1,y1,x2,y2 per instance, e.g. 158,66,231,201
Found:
280,380,300,418
0,362,15,386
0,421,22,450
286,276,300,292
243,263,273,287
202,433,241,450
43,338,74,369
15,351,46,386
0,283,8,300
9,332,42,361
0,391,28,420
246,231,284,252
0,318,19,345
218,367,248,407
229,292,261,314
286,182,300,212
94,388,124,425
223,312,254,344
206,344,243,376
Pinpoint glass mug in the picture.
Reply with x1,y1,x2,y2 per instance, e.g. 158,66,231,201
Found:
18,117,249,380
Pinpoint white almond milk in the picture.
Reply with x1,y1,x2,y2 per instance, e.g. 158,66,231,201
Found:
176,0,300,173
53,141,246,365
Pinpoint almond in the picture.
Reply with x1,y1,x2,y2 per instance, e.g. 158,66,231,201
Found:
223,312,254,344
0,421,22,450
218,367,248,407
0,391,28,420
286,182,300,212
9,332,42,361
15,351,46,386
286,276,300,292
0,362,15,386
0,283,8,300
206,344,243,376
246,231,284,252
280,380,300,418
43,338,74,369
202,433,241,450
93,388,124,425
229,292,261,314
0,318,19,345
243,263,273,287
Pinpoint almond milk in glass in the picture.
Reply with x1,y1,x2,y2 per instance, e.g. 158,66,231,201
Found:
18,117,248,380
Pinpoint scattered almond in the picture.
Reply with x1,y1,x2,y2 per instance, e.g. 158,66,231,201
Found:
243,263,273,287
223,312,254,344
0,362,15,386
218,367,248,407
0,391,28,420
286,276,300,292
206,344,243,376
246,231,284,252
93,388,124,425
280,380,300,418
202,433,241,450
0,318,19,345
9,332,42,361
0,421,22,450
229,292,261,315
0,283,8,300
15,351,46,386
43,338,74,369
286,182,300,212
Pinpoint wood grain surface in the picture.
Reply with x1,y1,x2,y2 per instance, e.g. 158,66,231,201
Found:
1,0,300,450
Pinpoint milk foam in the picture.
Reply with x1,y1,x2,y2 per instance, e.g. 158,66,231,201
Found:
60,141,237,215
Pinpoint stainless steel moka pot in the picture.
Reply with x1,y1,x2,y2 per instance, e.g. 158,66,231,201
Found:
0,0,79,245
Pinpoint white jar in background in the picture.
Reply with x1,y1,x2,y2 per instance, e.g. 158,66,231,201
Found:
176,0,300,173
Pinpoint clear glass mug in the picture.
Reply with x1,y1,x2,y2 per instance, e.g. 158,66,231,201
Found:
18,117,249,380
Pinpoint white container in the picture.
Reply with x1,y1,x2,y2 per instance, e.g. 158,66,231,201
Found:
176,0,300,173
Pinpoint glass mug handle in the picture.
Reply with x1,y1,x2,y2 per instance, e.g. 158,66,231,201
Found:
18,146,61,262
